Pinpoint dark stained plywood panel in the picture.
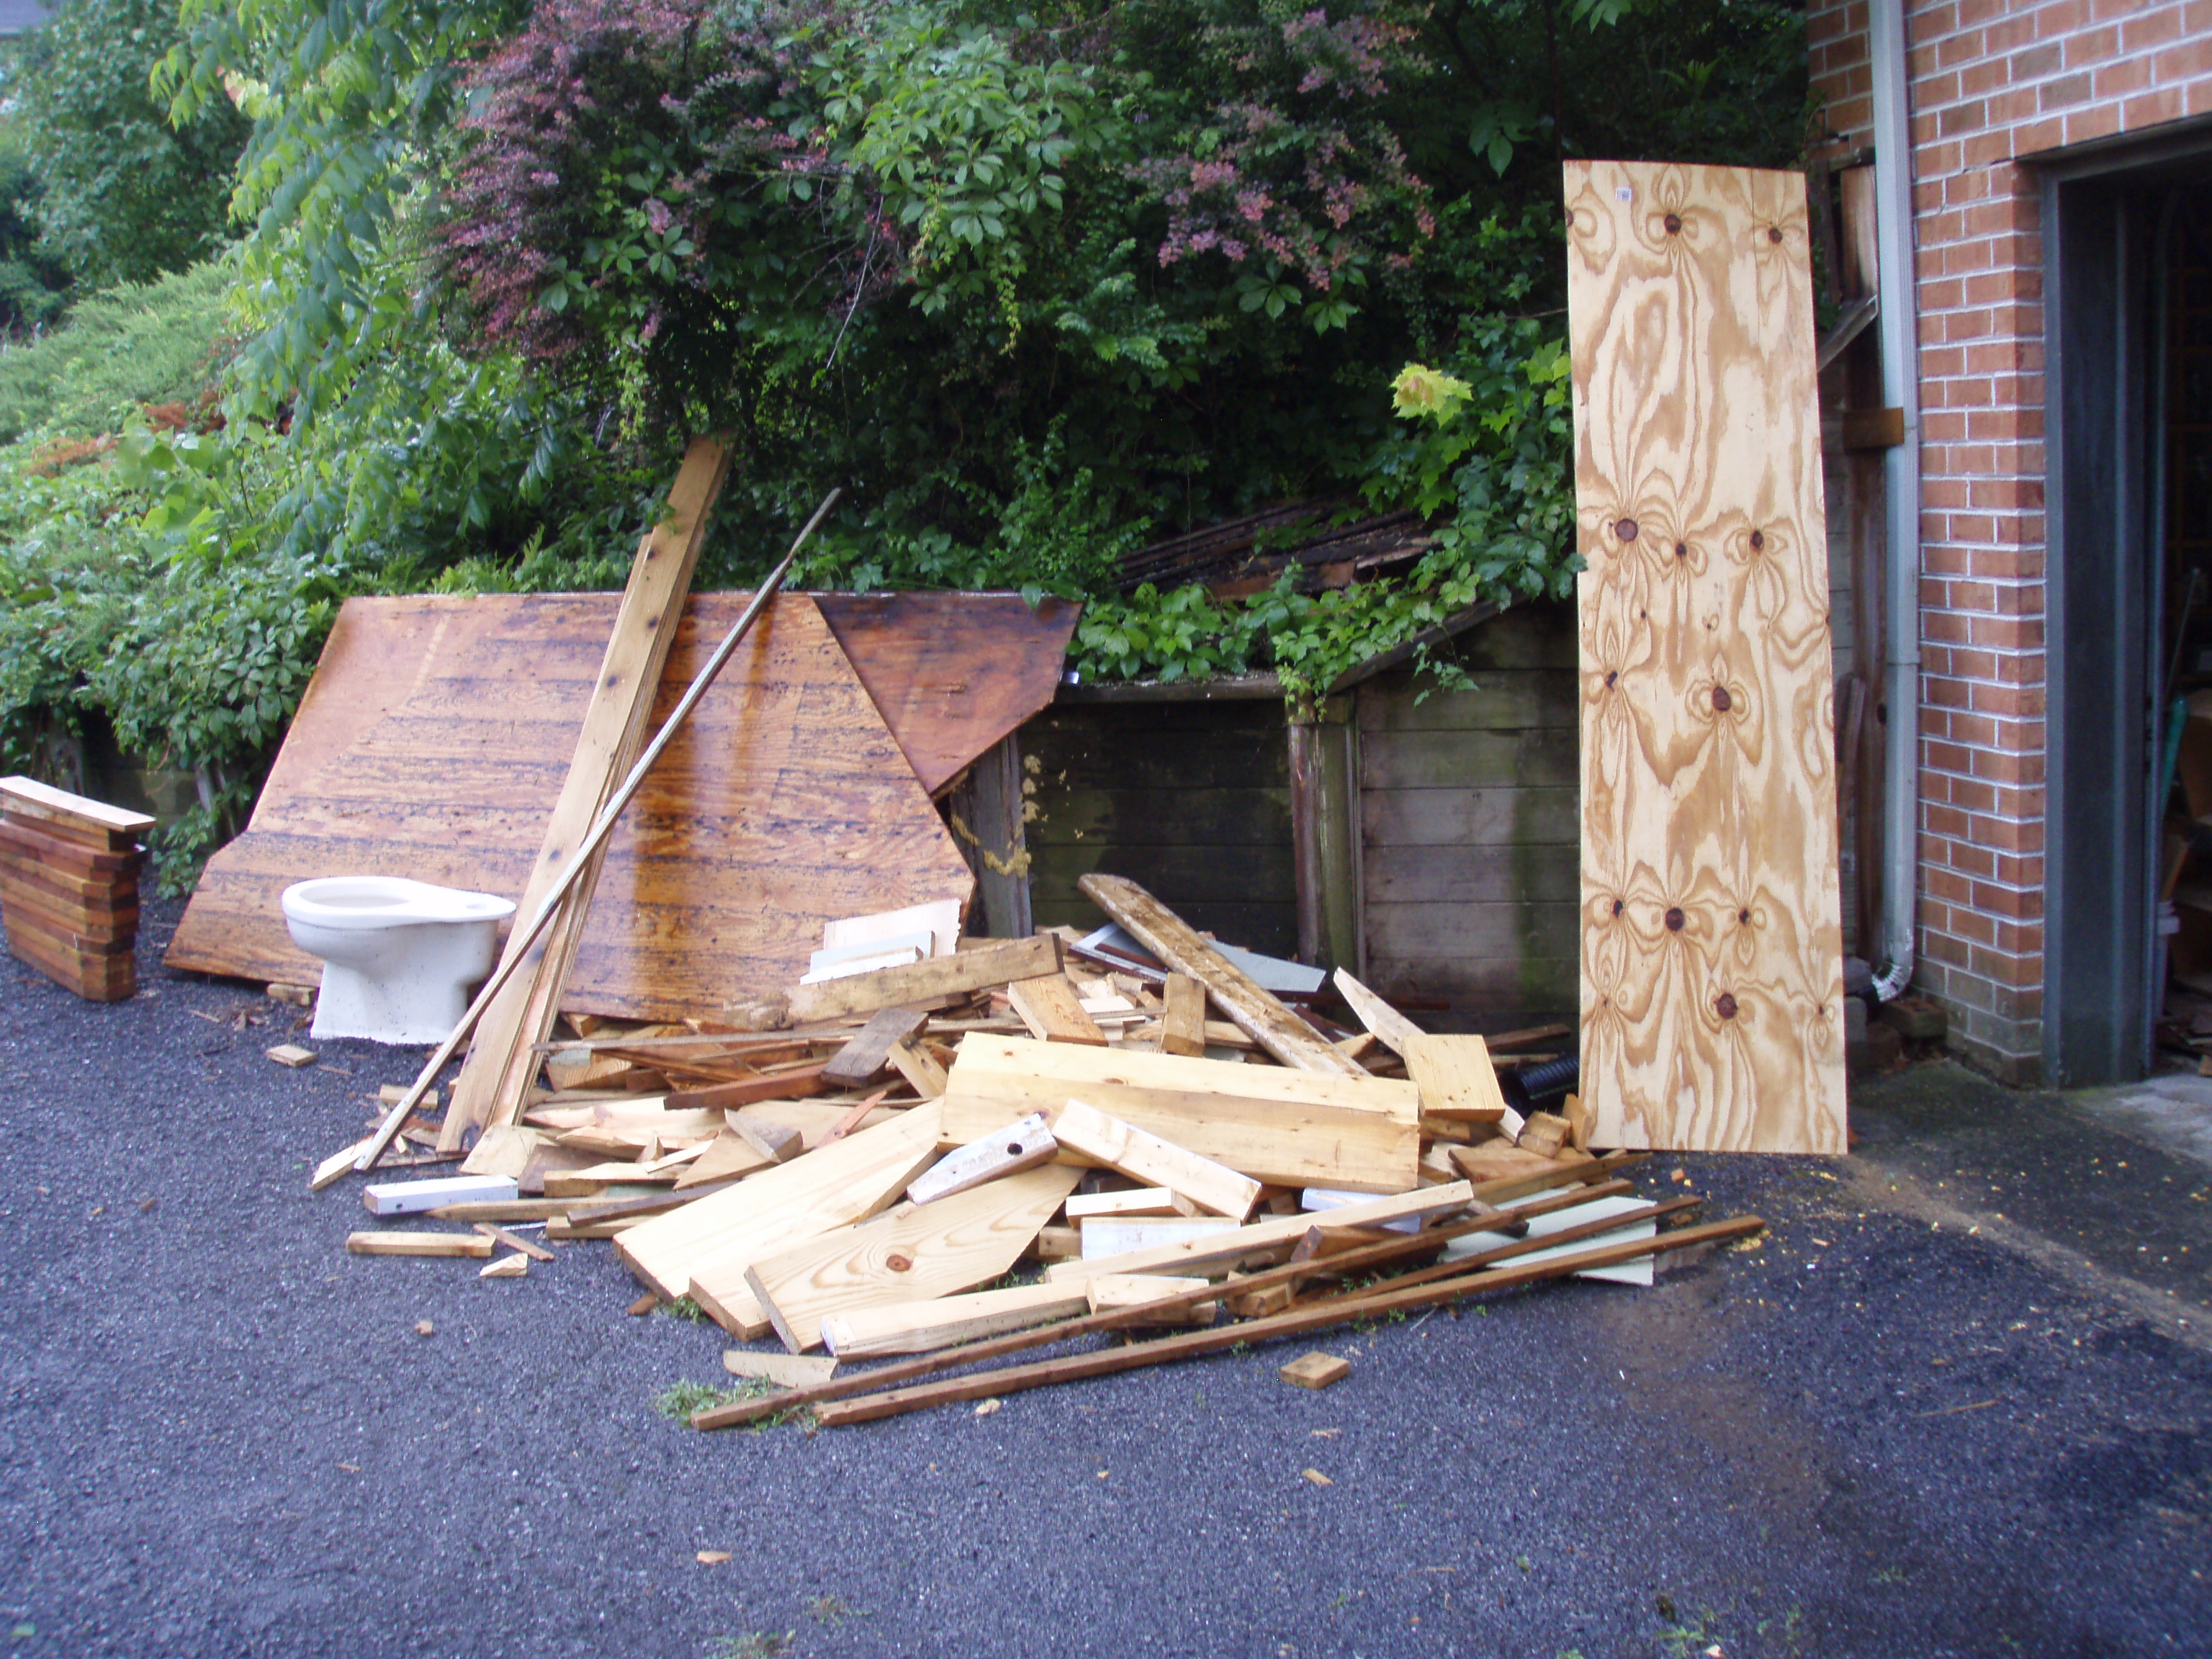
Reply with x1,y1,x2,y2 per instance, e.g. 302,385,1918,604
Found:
1363,899,1579,961
1041,786,1292,849
1565,159,1847,1154
166,594,975,1019
1352,672,1580,734
1363,955,1578,1014
814,593,1079,796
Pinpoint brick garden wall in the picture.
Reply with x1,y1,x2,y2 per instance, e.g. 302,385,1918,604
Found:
1807,0,2212,1079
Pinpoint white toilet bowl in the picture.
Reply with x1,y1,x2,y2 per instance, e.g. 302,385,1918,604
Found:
280,877,516,1044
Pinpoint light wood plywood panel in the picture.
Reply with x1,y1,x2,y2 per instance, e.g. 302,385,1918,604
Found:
1563,159,1846,1154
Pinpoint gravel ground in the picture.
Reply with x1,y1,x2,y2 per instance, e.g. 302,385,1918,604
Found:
2,902,2209,1658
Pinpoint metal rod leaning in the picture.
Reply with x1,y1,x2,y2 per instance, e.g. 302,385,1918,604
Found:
336,490,842,1181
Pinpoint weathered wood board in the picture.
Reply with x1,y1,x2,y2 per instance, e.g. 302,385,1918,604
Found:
814,593,1080,796
1563,159,1846,1154
166,594,976,1019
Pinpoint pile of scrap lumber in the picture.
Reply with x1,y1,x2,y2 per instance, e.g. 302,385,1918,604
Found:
0,777,151,1002
328,871,1764,1426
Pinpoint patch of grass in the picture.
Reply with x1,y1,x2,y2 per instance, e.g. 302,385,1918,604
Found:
702,1633,793,1659
660,1295,710,1321
652,1378,774,1420
806,1594,864,1624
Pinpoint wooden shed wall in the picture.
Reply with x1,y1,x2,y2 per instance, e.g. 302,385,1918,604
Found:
1020,699,1298,955
1355,602,1579,1028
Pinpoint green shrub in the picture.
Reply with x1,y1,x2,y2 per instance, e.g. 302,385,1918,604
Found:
0,259,238,444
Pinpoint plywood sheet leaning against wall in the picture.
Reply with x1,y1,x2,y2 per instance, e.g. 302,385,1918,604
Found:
166,594,976,1021
1563,159,1846,1154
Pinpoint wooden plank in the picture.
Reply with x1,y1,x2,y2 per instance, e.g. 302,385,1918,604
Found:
1086,1274,1215,1325
1331,969,1424,1057
665,1066,830,1112
1050,1098,1261,1220
1064,1187,1182,1221
472,1222,556,1262
886,1037,947,1101
1079,1215,1240,1257
1280,1352,1351,1390
362,1174,518,1216
813,592,1080,797
346,1231,495,1259
820,1007,929,1088
1075,875,1362,1076
5,923,134,999
1402,1034,1521,1135
0,776,153,844
820,1278,1091,1359
1006,973,1107,1046
941,1034,1419,1194
785,935,1061,1025
1043,1182,1470,1283
723,1349,839,1387
163,593,978,1020
745,1164,1079,1352
1362,843,1578,906
1361,783,1580,848
444,439,734,1148
615,1101,942,1303
1564,160,1847,1154
479,1253,529,1278
1357,727,1577,791
0,817,143,876
907,1113,1058,1205
1159,974,1206,1058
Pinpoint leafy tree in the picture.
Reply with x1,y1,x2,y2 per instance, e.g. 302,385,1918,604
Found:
0,121,68,334
10,0,251,289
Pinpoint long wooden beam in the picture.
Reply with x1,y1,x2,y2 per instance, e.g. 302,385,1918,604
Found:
1076,873,1364,1076
690,1175,1641,1430
811,1216,1763,1425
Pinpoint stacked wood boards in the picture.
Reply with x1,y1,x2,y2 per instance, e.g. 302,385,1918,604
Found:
166,594,979,1019
1563,160,1846,1154
940,1034,1421,1193
0,777,151,1001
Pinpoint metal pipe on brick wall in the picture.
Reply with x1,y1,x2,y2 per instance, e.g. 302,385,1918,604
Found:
1870,0,1923,1004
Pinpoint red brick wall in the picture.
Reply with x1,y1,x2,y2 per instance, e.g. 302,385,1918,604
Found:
1808,0,2212,1079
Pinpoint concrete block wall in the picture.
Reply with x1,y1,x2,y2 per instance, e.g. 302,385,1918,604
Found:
1808,0,2212,1080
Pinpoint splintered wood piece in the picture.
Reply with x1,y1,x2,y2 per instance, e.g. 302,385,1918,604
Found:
1280,1352,1350,1390
1064,1187,1182,1222
786,935,1061,1025
1518,1111,1571,1159
732,1116,804,1166
1159,973,1207,1058
1564,159,1845,1154
459,1125,541,1181
724,1349,839,1387
311,1136,376,1192
565,1184,736,1226
819,1087,895,1146
1007,973,1108,1046
887,1036,948,1100
821,1279,1090,1359
1330,970,1424,1057
1050,1098,1262,1220
473,1223,556,1262
1078,876,1364,1076
745,1164,1081,1352
940,1035,1419,1195
907,1113,1058,1205
480,1254,529,1279
630,1102,945,1321
346,1231,495,1259
442,437,734,1149
673,1131,769,1190
1563,1092,1591,1154
379,1083,442,1110
1047,1184,1470,1284
1457,1151,1612,1206
1401,1034,1521,1136
822,1007,930,1089
665,1066,830,1112
1034,1226,1081,1262
266,1044,318,1069
1086,1274,1215,1326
